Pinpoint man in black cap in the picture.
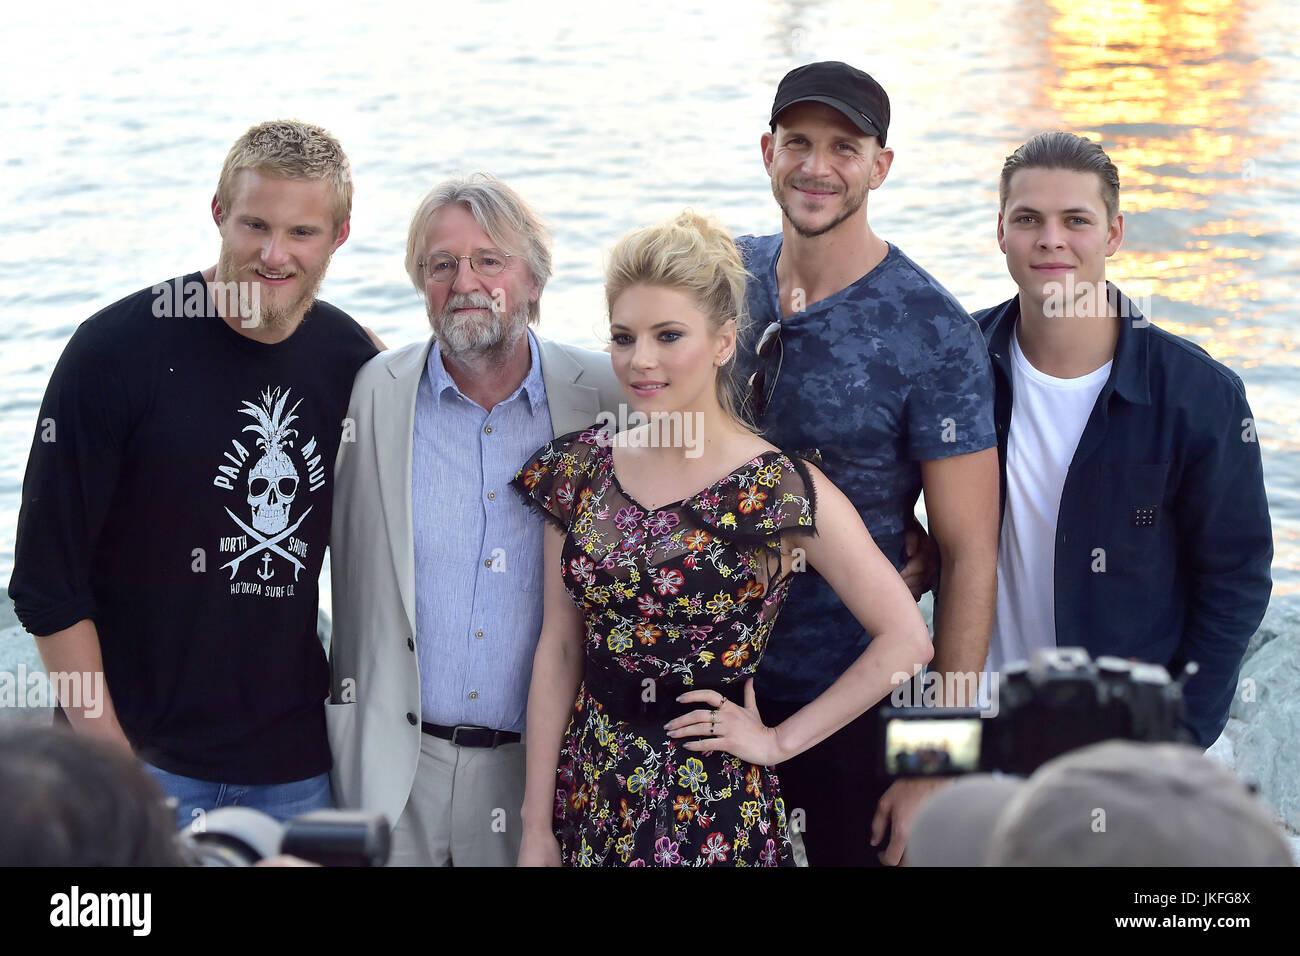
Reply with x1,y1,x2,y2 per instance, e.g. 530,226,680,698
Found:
736,62,1000,865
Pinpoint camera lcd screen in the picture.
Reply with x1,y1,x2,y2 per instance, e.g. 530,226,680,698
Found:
884,717,982,776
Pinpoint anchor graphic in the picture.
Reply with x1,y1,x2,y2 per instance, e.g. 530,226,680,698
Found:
220,505,311,581
257,552,275,581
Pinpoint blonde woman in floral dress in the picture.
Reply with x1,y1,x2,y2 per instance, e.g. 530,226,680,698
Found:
512,211,931,866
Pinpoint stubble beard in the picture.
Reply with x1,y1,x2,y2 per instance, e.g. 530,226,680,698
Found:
429,292,531,362
773,176,870,239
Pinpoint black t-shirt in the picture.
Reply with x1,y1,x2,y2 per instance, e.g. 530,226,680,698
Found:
8,273,377,783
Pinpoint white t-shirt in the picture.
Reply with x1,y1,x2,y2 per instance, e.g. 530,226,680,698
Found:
986,330,1112,677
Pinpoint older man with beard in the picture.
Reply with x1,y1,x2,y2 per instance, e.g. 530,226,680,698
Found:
326,174,622,866
9,120,380,826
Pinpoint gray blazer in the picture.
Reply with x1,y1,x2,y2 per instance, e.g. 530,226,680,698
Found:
325,333,623,826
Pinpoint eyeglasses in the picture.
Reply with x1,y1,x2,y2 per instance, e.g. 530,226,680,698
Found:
745,320,784,419
418,250,514,282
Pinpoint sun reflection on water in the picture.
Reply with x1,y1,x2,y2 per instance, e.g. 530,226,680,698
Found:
1002,0,1290,366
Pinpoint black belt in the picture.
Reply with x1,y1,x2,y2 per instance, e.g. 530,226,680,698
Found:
421,722,520,748
583,664,747,723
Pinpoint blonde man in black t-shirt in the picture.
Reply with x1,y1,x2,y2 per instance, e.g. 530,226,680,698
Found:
9,120,381,827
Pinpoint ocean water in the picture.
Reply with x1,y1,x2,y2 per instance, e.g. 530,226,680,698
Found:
1,1,1297,845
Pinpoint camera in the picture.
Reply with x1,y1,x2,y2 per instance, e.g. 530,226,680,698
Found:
879,647,1198,778
178,807,391,866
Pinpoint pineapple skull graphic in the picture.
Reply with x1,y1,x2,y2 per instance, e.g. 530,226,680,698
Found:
239,387,303,535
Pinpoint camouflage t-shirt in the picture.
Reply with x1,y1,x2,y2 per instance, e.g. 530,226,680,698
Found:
736,234,995,703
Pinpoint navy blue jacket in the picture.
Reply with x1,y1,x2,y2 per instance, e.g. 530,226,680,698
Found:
974,288,1272,747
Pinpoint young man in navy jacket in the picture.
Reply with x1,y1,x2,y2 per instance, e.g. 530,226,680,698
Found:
974,131,1272,748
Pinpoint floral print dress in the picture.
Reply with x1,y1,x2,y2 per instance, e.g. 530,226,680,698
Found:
511,427,817,867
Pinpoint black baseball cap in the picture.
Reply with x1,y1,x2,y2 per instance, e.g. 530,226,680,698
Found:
769,61,890,146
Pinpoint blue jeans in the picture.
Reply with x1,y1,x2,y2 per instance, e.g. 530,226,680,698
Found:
142,763,332,831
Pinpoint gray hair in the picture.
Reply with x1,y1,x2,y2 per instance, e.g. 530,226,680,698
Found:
404,174,552,323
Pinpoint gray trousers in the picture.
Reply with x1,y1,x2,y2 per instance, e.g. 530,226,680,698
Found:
387,732,526,867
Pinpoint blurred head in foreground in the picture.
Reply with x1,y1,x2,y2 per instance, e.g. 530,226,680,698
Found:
0,727,184,866
908,740,1293,866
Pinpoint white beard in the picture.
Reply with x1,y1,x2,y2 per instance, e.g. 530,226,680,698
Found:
431,292,530,359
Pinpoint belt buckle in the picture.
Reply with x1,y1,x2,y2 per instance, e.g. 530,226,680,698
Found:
450,725,490,748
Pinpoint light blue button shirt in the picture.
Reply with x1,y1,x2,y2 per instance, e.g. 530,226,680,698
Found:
412,331,553,732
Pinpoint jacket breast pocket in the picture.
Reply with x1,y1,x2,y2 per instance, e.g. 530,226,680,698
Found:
1097,461,1171,574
